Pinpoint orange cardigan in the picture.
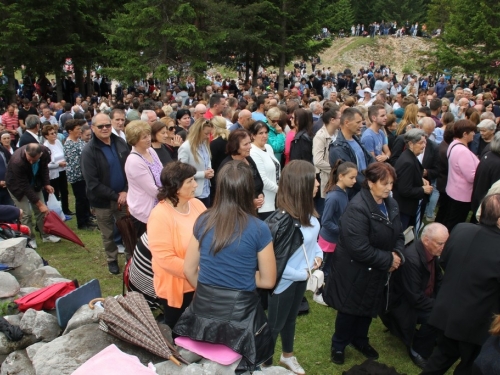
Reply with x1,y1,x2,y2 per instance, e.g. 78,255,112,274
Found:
148,198,206,308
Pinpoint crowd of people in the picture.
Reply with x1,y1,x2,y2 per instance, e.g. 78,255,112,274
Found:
1,62,500,375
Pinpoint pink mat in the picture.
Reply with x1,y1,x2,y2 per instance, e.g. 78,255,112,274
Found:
72,344,157,375
174,336,242,366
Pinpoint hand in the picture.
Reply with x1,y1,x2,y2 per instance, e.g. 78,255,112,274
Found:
422,178,430,186
423,185,433,194
312,257,322,270
117,192,127,205
45,185,54,194
0,181,5,188
275,125,283,134
39,203,49,215
423,169,428,177
390,252,401,271
204,169,214,179
58,161,67,167
375,154,388,162
253,194,265,209
172,134,183,146
18,209,23,219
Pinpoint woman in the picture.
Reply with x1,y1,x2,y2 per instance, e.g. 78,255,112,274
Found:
284,112,296,165
289,108,314,163
81,124,92,143
175,161,276,372
396,103,418,136
439,98,451,118
0,131,14,205
176,108,192,133
219,129,265,210
148,161,206,329
484,100,494,113
393,129,434,230
444,119,479,232
125,120,163,238
265,107,286,162
263,160,322,374
178,118,214,207
42,124,71,215
324,162,404,365
160,117,183,160
384,113,398,150
250,121,280,220
63,119,94,230
209,115,230,174
151,121,173,166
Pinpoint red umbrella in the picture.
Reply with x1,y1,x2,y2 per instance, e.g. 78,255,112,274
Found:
43,211,86,249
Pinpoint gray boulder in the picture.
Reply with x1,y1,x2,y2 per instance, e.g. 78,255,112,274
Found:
19,266,63,288
261,367,294,374
19,309,37,335
0,349,35,375
0,238,26,268
154,360,184,375
178,348,202,363
63,304,103,335
42,277,72,287
0,272,20,298
180,363,204,374
18,287,40,297
32,310,60,342
32,323,164,375
0,333,39,356
198,358,240,375
26,342,45,362
3,314,22,326
8,248,43,281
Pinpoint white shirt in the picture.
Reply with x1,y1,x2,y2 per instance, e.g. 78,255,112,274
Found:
112,127,127,141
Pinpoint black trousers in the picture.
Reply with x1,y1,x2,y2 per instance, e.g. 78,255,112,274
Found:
422,330,481,375
131,215,147,239
443,198,471,233
45,171,70,214
71,180,91,227
332,312,372,351
160,291,194,335
413,310,437,359
435,192,451,224
0,188,14,206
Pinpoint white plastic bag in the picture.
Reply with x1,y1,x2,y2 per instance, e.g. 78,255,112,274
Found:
47,193,65,221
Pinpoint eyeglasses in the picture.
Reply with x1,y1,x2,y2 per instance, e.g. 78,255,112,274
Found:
270,119,280,123
96,124,112,130
168,126,175,131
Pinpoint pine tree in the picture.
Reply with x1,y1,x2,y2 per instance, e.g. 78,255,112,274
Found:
328,0,355,33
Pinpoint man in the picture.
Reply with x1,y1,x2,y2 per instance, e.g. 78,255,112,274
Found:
470,119,496,157
59,103,73,130
126,100,140,121
393,91,406,111
204,94,226,120
141,109,157,126
361,105,390,162
251,94,269,122
19,115,42,146
329,91,340,105
110,109,126,141
229,109,253,132
463,88,475,107
40,108,57,125
1,105,19,147
453,97,469,121
71,97,84,115
382,223,449,369
448,87,464,116
18,99,38,131
417,89,429,108
193,104,207,120
429,99,443,128
435,77,447,99
81,113,130,275
5,143,61,248
323,81,336,100
422,194,500,375
310,101,323,122
329,108,375,196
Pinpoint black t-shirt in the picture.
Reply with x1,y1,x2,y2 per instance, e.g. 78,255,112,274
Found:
18,106,38,124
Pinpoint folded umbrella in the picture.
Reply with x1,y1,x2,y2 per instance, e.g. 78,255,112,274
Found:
89,292,186,366
43,211,86,249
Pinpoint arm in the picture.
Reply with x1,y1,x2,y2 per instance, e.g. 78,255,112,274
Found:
401,258,434,311
321,196,341,237
148,207,187,279
267,129,285,154
178,143,205,180
125,155,159,200
255,242,276,289
313,132,331,172
251,148,279,193
281,262,309,282
396,161,426,199
183,236,200,288
455,148,479,184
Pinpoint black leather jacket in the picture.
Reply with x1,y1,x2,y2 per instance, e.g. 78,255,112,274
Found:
264,210,303,294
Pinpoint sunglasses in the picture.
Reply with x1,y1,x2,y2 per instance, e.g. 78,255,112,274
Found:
96,124,112,130
168,126,175,131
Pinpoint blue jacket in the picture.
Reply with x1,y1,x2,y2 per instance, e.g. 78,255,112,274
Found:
319,186,349,243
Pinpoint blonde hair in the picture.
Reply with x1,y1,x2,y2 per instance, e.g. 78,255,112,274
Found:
397,104,418,135
211,116,230,140
187,118,213,163
490,315,500,336
266,107,282,122
160,116,175,127
125,120,151,146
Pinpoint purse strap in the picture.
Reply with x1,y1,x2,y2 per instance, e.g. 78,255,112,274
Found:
302,244,313,279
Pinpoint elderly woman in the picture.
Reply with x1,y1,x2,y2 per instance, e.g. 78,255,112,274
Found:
124,120,163,238
470,119,496,157
324,162,404,365
219,129,264,210
178,118,214,207
393,129,434,230
443,119,479,232
148,162,206,329
176,161,276,372
471,132,500,222
265,107,286,162
175,108,192,133
250,120,280,220
42,124,71,215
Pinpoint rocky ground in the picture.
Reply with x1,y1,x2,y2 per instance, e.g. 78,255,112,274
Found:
0,238,292,375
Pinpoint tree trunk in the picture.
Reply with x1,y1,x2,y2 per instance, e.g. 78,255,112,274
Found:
56,70,64,104
4,62,16,104
252,53,259,87
86,62,93,97
245,53,250,84
278,1,287,91
74,65,84,93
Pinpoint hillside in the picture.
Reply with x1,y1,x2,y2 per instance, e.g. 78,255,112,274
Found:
311,36,435,76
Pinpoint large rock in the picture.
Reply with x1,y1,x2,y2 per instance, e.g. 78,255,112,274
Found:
19,266,63,288
8,248,44,281
0,349,35,375
26,342,45,362
63,304,103,335
19,309,60,341
32,323,164,375
18,287,40,297
0,238,26,268
3,314,22,327
154,360,184,375
0,272,20,298
0,333,39,356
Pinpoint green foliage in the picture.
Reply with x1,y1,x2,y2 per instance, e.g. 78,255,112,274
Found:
376,0,429,24
426,0,452,31
327,0,355,32
433,0,500,74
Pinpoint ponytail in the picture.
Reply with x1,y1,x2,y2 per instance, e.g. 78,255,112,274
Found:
324,160,357,193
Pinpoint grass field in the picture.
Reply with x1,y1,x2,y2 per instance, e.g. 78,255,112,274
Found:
34,196,452,374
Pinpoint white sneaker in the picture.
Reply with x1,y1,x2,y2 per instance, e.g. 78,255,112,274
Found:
42,235,61,243
28,239,38,249
313,292,328,306
279,355,305,375
117,244,125,254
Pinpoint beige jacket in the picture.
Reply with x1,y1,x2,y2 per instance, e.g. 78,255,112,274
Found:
313,126,337,198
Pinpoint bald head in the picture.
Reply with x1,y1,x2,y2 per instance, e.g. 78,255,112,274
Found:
194,104,207,119
420,117,436,137
238,109,252,129
421,223,449,257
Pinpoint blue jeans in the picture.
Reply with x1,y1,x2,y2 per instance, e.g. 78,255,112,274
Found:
425,181,439,218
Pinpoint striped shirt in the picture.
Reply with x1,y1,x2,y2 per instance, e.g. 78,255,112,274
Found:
0,113,19,140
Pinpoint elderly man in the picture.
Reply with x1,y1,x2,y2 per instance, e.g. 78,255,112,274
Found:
39,108,57,125
382,223,449,369
310,101,323,122
193,103,207,120
229,109,252,132
5,143,61,247
19,115,42,146
81,113,130,275
140,109,157,126
470,119,496,157
422,194,500,375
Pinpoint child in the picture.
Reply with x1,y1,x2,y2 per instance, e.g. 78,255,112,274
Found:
314,160,357,305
